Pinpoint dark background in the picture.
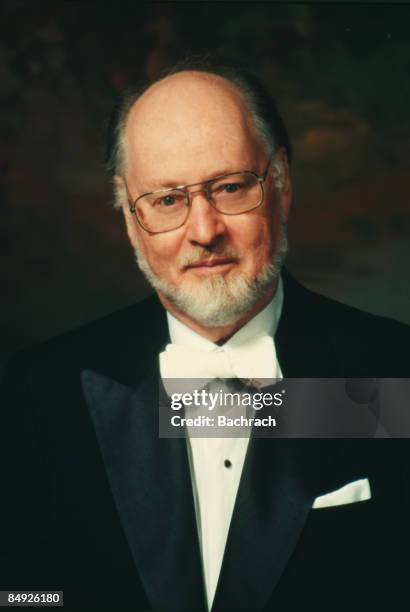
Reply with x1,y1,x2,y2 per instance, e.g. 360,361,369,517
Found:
1,1,409,368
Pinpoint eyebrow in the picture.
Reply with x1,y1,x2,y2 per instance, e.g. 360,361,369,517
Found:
146,165,254,192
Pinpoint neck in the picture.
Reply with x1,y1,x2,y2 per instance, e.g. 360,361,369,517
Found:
158,281,277,344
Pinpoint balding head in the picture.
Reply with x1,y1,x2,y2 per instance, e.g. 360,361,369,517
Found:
122,71,266,190
105,59,292,195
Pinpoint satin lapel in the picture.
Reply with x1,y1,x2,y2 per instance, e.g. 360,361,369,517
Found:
212,439,318,611
81,367,207,612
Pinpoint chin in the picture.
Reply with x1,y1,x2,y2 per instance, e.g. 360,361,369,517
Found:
155,266,278,328
134,223,288,328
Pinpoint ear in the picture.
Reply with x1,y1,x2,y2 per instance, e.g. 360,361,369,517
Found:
114,175,140,249
113,175,128,211
274,148,292,223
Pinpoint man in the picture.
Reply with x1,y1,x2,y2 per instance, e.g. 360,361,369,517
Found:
1,58,409,611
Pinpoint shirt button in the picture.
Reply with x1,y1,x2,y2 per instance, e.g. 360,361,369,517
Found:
224,459,232,468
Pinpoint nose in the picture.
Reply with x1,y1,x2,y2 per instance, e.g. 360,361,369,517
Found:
184,190,227,247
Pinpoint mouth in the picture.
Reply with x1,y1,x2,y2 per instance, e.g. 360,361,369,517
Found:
184,258,237,273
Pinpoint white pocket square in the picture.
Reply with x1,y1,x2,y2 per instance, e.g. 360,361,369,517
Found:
312,478,371,509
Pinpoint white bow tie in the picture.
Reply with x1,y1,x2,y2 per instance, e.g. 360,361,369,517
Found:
159,335,281,389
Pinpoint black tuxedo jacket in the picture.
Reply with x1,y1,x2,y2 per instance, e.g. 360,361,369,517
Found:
1,270,410,610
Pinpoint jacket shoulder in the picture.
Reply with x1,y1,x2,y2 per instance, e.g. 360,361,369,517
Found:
2,293,168,384
281,269,410,376
307,286,409,374
308,286,409,337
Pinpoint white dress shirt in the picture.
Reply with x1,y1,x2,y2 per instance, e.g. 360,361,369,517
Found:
163,277,284,610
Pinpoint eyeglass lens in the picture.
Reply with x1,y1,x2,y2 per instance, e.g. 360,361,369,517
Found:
136,172,263,233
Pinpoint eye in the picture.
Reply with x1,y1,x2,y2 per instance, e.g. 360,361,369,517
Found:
153,192,185,208
213,181,244,196
222,183,241,193
161,195,177,207
211,174,251,198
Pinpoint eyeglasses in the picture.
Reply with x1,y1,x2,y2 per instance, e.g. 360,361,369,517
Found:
126,156,273,234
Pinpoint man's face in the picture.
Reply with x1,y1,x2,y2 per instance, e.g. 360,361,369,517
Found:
120,72,291,328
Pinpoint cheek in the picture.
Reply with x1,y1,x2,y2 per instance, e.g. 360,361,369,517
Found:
234,218,273,258
225,219,272,278
138,233,182,272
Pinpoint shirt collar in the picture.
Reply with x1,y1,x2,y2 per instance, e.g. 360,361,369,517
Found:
166,275,284,351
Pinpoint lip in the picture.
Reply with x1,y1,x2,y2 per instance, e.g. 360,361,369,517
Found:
186,258,236,268
184,258,237,272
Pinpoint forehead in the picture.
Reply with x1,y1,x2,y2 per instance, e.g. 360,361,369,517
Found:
123,72,264,188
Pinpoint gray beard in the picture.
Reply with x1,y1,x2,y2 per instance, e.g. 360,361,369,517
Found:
135,221,288,328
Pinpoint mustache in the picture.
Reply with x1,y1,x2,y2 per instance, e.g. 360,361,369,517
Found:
178,245,240,269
